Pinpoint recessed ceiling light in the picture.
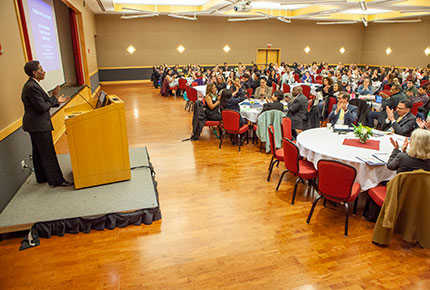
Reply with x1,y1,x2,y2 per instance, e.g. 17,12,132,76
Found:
127,45,136,55
304,46,310,54
223,45,231,53
339,47,345,54
386,47,392,55
177,45,185,54
425,47,430,56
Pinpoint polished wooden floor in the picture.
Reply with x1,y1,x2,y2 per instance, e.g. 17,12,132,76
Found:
1,83,429,289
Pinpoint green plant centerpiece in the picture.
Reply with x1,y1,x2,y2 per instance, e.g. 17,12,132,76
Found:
352,123,373,143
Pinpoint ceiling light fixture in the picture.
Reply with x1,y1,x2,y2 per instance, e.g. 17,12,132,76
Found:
177,45,185,54
316,21,356,25
120,14,158,19
276,17,291,23
386,47,392,55
168,14,197,21
228,17,268,22
373,19,422,23
339,47,345,54
359,1,367,11
281,0,346,5
126,45,136,55
361,17,368,27
223,45,231,53
425,47,430,56
304,46,310,54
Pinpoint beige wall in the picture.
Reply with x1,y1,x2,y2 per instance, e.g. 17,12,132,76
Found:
95,16,365,67
95,15,430,68
360,17,430,68
0,0,98,133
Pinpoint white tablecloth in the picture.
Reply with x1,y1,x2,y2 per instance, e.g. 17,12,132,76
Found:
296,128,398,191
239,100,288,123
194,85,206,98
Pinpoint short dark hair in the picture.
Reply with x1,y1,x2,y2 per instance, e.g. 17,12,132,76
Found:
24,60,40,77
391,84,401,92
399,99,413,109
273,90,284,101
339,92,351,102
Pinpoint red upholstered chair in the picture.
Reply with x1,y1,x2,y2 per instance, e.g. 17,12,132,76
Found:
178,78,187,97
383,84,391,90
310,75,315,83
272,82,277,93
300,85,311,99
363,185,387,218
185,86,198,112
327,97,337,115
282,83,290,94
267,125,284,181
281,117,295,142
191,81,198,87
246,88,253,98
307,159,361,236
421,79,429,86
315,76,323,84
411,102,423,116
294,74,300,83
219,110,249,151
276,138,317,205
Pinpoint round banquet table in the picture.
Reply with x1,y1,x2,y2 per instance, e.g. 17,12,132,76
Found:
296,128,398,191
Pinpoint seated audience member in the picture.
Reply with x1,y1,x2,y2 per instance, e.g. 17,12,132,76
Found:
204,83,222,121
381,99,416,136
231,77,246,99
409,86,429,106
261,90,284,114
328,92,358,127
267,70,278,88
357,78,373,95
367,84,406,127
286,86,308,138
317,77,334,119
251,73,261,93
371,69,380,83
193,71,205,86
255,78,272,99
301,71,312,84
241,74,252,90
332,82,341,98
214,75,226,93
403,79,418,97
387,129,430,173
220,88,246,127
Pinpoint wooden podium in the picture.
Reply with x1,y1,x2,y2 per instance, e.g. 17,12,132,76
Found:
64,95,131,189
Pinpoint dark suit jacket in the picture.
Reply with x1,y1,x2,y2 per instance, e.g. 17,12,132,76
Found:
381,111,416,136
378,92,407,123
387,149,430,173
21,78,59,132
287,93,308,130
261,101,284,114
328,104,358,127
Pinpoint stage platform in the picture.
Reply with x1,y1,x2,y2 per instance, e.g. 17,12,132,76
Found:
0,147,160,237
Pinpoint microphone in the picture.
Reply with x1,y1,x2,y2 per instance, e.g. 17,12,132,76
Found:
70,86,95,110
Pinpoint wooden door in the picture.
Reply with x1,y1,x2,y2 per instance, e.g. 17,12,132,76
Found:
256,49,280,69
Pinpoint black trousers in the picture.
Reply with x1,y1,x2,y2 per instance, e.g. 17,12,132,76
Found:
29,131,65,186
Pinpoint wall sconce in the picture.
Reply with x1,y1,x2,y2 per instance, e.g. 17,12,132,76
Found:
304,46,310,54
177,45,185,54
425,47,430,56
385,47,392,55
223,45,231,53
126,45,136,55
339,47,345,54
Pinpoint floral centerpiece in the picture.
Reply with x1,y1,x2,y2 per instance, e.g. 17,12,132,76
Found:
352,123,373,143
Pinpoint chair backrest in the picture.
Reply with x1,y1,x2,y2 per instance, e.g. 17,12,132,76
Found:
317,159,357,201
282,83,290,93
421,79,429,86
268,125,277,157
316,76,323,84
191,81,198,87
383,84,391,90
411,102,423,116
282,138,300,175
281,117,292,140
294,74,300,83
178,78,187,90
272,82,277,93
310,75,315,83
327,97,337,114
188,87,198,102
246,88,253,98
222,110,241,132
300,85,311,98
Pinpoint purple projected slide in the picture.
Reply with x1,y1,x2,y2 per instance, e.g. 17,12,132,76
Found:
27,0,60,72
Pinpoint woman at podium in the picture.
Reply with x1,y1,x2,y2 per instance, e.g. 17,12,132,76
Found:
21,60,73,187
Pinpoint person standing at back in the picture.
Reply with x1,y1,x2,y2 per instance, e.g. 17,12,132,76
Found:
21,60,73,187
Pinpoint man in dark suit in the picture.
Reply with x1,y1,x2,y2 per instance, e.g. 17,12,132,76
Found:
328,92,358,127
286,86,308,138
367,84,406,127
21,60,73,187
381,99,416,136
